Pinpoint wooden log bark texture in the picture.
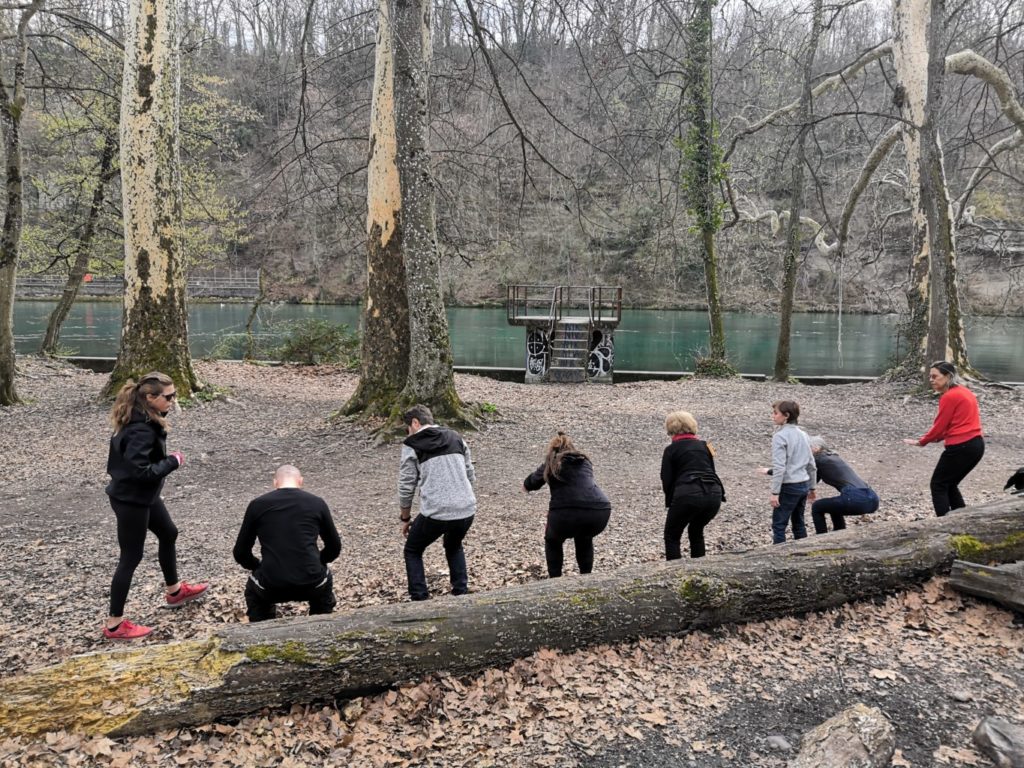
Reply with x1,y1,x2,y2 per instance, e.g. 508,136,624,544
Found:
2,497,1023,738
949,558,1024,612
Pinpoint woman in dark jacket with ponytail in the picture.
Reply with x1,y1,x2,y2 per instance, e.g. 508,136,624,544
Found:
103,372,208,640
660,411,725,559
524,433,611,577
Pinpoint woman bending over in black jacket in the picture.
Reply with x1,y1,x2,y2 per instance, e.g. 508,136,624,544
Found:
660,411,725,559
103,372,208,640
524,433,611,577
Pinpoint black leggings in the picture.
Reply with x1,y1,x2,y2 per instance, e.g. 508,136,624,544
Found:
108,497,179,616
930,436,985,517
545,507,611,577
665,493,721,559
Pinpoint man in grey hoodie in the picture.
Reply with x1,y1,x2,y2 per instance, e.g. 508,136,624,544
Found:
398,404,477,600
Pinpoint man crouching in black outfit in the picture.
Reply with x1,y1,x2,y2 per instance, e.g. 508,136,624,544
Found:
233,464,341,622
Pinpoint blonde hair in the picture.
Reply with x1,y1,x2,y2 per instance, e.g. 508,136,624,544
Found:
109,371,173,432
543,432,586,482
665,410,698,435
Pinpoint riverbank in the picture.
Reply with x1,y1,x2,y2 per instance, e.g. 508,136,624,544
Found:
14,301,1024,379
1,358,1022,766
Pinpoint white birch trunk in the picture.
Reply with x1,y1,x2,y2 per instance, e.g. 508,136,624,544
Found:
891,0,969,381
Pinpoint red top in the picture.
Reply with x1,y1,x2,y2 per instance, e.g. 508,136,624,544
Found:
919,385,982,447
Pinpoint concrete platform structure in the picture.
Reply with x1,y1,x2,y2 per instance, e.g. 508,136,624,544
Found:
506,285,623,383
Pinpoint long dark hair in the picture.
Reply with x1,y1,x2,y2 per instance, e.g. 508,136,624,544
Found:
109,372,173,432
543,432,587,482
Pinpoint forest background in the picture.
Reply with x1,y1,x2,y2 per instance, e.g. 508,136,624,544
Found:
5,0,1023,314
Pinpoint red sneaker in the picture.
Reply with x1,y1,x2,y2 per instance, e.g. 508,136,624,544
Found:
166,581,209,607
103,619,153,640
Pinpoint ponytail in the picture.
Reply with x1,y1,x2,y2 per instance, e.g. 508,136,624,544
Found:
108,371,172,432
543,431,587,482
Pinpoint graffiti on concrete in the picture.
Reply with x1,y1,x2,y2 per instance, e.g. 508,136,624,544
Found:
527,329,550,376
587,329,614,378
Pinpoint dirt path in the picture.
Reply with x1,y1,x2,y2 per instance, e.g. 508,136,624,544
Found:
1,358,1022,766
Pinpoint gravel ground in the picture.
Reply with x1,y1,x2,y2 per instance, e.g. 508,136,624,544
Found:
1,357,1022,767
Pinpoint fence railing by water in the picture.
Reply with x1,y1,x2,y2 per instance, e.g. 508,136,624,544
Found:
16,272,261,299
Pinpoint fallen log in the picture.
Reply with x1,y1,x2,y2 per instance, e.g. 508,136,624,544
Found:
949,558,1024,612
2,497,1023,739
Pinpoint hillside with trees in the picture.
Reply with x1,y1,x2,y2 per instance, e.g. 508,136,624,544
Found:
4,0,1022,314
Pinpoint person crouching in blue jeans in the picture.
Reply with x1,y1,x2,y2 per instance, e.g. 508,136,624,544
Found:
808,436,879,534
758,400,817,544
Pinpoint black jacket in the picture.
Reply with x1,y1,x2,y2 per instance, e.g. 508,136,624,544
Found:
524,453,611,511
233,488,342,590
105,410,180,505
661,437,725,507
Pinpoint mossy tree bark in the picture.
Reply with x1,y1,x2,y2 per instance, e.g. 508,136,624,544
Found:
104,0,198,399
773,0,822,382
890,0,971,384
345,0,462,423
2,498,1022,739
391,0,459,418
0,0,43,406
681,0,730,373
40,133,118,356
345,0,410,419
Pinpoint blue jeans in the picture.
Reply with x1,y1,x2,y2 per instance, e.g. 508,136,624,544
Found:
404,514,474,600
811,486,879,534
772,482,809,544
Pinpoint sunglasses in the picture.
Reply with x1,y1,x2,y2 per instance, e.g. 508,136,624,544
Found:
157,391,177,401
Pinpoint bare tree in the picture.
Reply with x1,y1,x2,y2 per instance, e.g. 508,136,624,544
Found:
0,0,44,405
890,0,969,380
773,0,823,381
345,0,463,422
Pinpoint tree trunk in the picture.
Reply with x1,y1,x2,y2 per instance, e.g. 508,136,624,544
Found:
949,559,1024,612
391,0,460,417
104,0,198,398
0,1,43,406
773,0,822,382
345,0,464,422
2,497,1022,739
40,134,118,356
344,0,410,418
701,227,727,361
890,0,969,383
0,261,17,405
682,0,730,372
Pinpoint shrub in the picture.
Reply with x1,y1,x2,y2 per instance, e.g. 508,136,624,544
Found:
693,351,737,378
273,319,359,367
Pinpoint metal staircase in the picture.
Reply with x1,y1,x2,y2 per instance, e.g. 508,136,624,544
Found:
549,320,590,382
507,285,622,382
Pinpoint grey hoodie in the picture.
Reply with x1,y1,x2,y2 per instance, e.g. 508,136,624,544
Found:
770,423,817,494
398,425,476,520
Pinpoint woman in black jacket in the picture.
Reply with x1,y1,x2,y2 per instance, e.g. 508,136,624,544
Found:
103,372,208,640
660,411,725,559
523,433,611,577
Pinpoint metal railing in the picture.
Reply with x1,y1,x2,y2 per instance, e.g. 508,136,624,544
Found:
16,273,261,298
506,284,622,326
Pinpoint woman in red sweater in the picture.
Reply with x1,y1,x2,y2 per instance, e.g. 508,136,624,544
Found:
902,361,984,516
